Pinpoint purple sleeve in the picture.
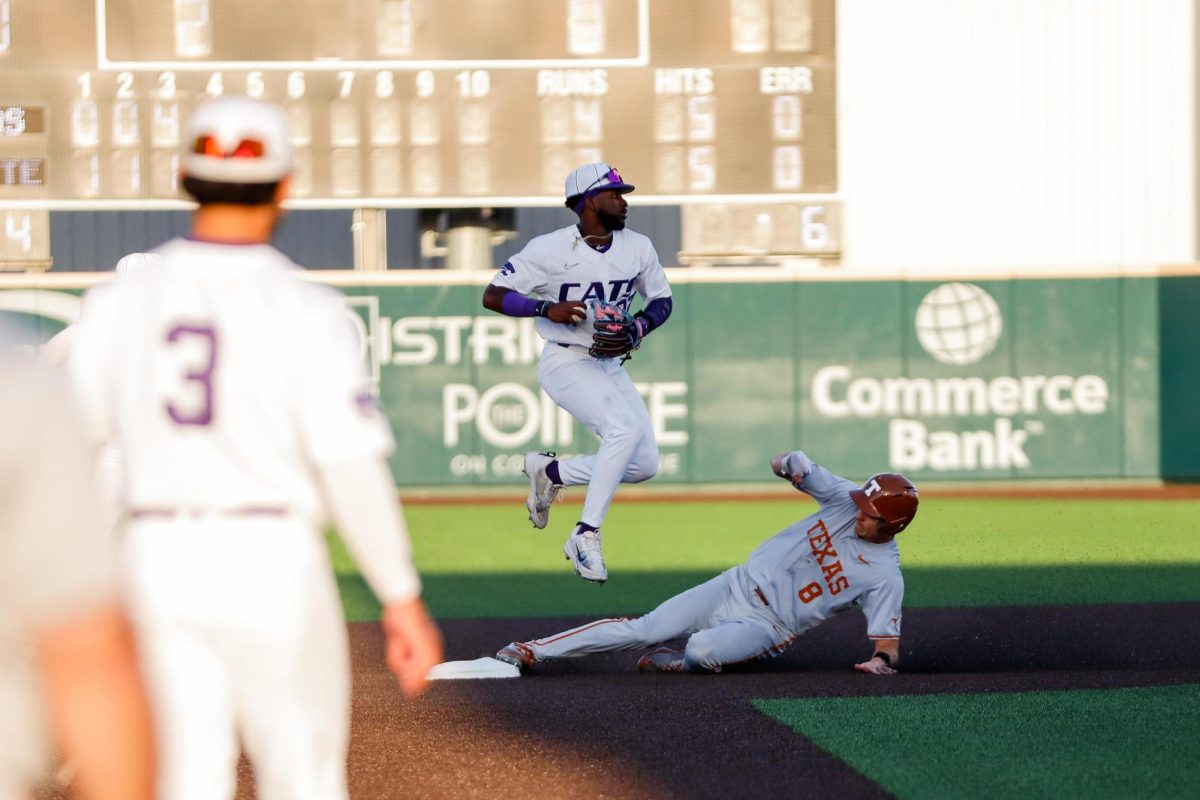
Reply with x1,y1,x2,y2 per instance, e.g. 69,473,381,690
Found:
500,291,548,318
635,296,672,333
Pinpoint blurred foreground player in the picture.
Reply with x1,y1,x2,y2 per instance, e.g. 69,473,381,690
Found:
41,252,166,536
69,95,442,800
0,334,156,800
497,449,917,676
41,252,164,369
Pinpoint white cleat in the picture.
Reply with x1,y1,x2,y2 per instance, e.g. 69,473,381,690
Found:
563,525,608,584
523,451,561,529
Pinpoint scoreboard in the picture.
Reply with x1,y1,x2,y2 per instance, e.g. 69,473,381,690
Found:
0,0,838,264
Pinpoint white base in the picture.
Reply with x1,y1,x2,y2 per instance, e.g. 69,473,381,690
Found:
427,657,521,681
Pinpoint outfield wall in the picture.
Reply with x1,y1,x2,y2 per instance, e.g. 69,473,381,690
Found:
335,273,1165,484
1159,275,1200,481
5,268,1195,484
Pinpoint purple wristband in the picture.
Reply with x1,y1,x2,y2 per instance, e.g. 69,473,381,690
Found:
501,292,541,317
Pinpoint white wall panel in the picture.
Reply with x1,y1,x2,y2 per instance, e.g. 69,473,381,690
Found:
838,0,1195,273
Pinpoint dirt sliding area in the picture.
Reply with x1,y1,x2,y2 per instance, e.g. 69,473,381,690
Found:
285,602,1197,799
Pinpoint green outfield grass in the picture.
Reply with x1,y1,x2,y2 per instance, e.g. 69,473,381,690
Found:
754,684,1200,799
330,496,1200,619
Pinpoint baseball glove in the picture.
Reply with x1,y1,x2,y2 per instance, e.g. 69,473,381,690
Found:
588,300,642,360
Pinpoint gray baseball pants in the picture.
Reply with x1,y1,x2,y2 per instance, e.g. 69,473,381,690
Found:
523,568,794,672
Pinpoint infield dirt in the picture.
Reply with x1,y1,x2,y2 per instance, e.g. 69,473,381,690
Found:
222,600,1199,799
35,601,1196,798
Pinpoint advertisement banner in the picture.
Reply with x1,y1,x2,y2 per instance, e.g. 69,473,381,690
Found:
795,279,1158,480
336,277,1158,483
0,275,1161,484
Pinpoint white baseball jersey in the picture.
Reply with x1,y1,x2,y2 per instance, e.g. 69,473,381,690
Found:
68,238,404,799
491,225,672,348
69,238,392,521
744,452,904,641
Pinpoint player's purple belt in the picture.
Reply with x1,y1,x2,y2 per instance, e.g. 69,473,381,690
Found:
128,506,288,520
754,586,770,607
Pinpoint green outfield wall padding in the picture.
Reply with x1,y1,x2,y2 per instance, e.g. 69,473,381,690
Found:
0,275,1171,484
1159,276,1200,480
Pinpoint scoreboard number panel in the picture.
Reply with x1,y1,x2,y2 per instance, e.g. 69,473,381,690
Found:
0,0,839,268
101,0,646,65
0,208,50,267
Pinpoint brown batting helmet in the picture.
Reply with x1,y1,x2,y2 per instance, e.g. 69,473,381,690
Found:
849,473,919,535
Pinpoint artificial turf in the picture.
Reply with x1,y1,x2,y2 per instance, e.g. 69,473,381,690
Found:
329,497,1200,619
754,684,1200,800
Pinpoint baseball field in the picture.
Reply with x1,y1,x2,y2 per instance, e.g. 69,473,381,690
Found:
244,485,1197,800
29,487,1188,799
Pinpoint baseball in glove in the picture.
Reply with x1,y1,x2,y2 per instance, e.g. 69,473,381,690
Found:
588,300,643,360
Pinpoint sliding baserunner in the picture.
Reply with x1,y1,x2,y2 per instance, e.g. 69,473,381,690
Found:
496,448,918,676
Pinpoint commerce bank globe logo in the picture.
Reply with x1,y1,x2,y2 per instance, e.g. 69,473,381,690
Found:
914,283,1003,365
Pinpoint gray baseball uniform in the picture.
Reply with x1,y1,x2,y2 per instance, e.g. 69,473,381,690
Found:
516,449,904,671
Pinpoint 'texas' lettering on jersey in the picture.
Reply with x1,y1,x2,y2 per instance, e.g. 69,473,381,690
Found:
806,519,849,595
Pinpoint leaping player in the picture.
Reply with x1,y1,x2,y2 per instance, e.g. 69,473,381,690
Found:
482,163,674,584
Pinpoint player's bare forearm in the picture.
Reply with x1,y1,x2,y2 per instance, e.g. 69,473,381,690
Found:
482,284,585,324
36,605,157,800
481,283,511,313
854,637,900,676
383,598,444,697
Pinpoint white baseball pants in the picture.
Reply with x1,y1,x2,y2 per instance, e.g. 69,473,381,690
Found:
523,568,794,672
537,344,659,529
123,517,351,800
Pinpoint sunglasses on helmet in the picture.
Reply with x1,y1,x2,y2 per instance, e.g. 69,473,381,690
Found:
579,166,624,195
192,136,266,160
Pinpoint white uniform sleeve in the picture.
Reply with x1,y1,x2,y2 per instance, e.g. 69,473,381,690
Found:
490,238,549,296
39,324,76,369
635,240,672,303
66,285,120,447
859,574,904,639
295,299,394,465
1,369,116,629
319,457,421,605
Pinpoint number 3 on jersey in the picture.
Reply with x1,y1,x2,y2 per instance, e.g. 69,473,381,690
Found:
165,324,217,426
